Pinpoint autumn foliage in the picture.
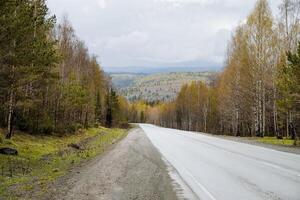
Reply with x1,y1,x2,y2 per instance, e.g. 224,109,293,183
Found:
133,0,300,138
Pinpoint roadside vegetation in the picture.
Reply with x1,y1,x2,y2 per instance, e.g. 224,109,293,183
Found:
0,1,131,198
129,0,300,145
256,137,300,146
0,127,128,199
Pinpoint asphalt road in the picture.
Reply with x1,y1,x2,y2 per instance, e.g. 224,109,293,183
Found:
140,124,300,200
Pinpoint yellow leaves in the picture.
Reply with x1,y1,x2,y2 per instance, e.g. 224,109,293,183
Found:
247,0,273,29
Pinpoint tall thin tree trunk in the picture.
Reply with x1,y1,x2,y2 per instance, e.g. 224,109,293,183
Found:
6,8,17,139
286,111,289,138
262,86,266,137
284,0,290,49
235,110,239,136
6,85,14,139
273,84,278,137
204,114,207,133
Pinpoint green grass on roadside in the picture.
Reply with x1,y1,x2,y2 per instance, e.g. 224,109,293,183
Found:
0,127,128,199
256,137,298,146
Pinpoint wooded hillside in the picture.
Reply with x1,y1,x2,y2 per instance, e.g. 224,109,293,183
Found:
112,72,213,102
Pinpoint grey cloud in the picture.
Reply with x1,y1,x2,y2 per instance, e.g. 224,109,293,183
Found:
47,0,282,69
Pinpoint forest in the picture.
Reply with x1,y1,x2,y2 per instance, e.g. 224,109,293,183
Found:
1,0,299,141
134,0,300,139
0,0,129,139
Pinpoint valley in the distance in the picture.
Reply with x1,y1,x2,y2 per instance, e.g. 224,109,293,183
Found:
110,71,214,102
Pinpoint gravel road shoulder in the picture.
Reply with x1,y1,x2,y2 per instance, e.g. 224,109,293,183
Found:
43,128,183,200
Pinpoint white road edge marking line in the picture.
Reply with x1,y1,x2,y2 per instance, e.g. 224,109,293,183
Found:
174,130,300,177
151,136,217,200
182,166,217,200
261,161,300,177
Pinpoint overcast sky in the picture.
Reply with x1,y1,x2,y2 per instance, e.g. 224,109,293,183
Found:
47,0,282,70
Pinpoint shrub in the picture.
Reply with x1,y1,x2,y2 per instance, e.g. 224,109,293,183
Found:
65,123,84,134
39,122,54,135
0,134,4,144
294,138,300,146
119,122,130,129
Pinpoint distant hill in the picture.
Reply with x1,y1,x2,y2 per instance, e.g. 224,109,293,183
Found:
105,65,220,74
111,72,214,102
110,73,146,89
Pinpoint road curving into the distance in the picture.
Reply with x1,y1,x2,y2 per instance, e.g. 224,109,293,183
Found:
140,124,300,200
